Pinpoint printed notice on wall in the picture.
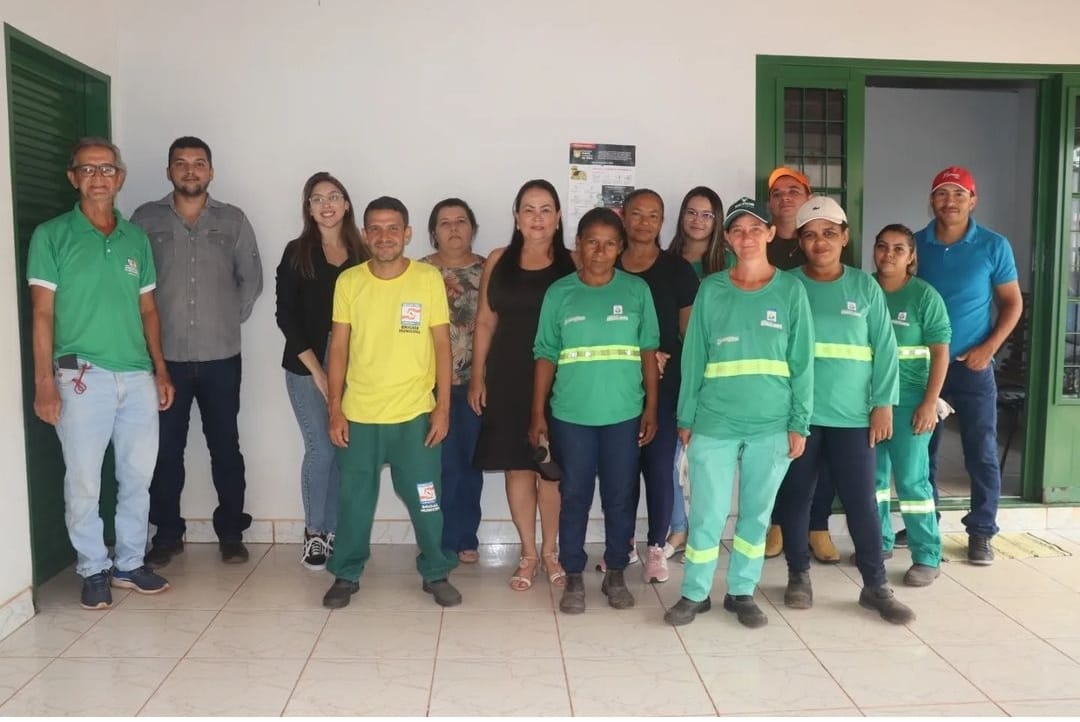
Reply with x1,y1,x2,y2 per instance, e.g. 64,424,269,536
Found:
567,142,636,232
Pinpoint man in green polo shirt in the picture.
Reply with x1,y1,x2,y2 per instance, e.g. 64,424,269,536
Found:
28,137,175,610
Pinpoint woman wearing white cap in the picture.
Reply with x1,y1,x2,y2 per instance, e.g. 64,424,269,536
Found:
773,195,915,624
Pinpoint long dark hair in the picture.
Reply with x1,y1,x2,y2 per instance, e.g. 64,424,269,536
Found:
622,188,664,247
875,222,917,275
427,197,478,248
492,179,575,284
290,171,367,279
667,186,728,275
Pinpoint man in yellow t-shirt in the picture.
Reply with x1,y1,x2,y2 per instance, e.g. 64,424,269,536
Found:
322,196,460,609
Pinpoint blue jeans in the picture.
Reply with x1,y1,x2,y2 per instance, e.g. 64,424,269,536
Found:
632,389,676,546
551,416,640,574
54,362,159,577
928,361,1001,537
285,370,339,534
150,355,251,544
441,385,484,552
670,437,688,534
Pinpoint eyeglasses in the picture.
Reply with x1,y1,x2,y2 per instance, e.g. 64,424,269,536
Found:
71,163,120,178
683,209,716,221
309,193,345,205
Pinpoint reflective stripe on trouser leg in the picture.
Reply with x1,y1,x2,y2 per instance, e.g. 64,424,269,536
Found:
874,444,896,551
887,404,941,567
727,432,793,596
681,434,739,603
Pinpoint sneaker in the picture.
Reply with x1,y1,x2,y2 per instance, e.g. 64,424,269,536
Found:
80,571,112,610
663,596,711,626
559,573,586,614
643,544,669,584
968,534,994,566
723,594,768,628
765,524,784,558
422,578,463,607
784,571,813,609
809,530,840,563
111,566,170,594
893,528,909,548
326,532,335,557
144,539,184,569
903,564,941,587
600,569,635,609
323,578,359,609
848,550,894,565
220,540,249,564
859,585,916,624
664,532,687,559
301,532,328,571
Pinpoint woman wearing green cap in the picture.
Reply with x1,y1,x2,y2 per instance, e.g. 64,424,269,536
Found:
663,196,814,629
871,223,949,586
774,195,915,624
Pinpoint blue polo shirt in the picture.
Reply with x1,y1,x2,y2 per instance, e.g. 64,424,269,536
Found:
914,219,1017,358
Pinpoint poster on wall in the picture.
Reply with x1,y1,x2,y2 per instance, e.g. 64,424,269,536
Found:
567,142,636,232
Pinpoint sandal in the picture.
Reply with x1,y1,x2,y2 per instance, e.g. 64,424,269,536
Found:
458,549,480,564
542,552,567,588
509,556,538,591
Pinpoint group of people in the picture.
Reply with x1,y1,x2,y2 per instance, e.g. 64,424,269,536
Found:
31,136,1021,628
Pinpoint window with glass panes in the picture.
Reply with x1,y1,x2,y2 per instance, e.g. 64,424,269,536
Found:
783,88,846,204
1063,96,1080,397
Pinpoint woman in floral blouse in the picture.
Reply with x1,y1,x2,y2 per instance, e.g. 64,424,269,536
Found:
422,199,486,562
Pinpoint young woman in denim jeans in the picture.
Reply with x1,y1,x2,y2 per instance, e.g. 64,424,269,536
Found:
275,171,367,569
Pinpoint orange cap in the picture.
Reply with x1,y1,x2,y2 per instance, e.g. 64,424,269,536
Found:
767,167,812,193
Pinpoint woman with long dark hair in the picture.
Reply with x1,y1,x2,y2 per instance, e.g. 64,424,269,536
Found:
469,180,576,591
275,171,367,570
668,186,729,278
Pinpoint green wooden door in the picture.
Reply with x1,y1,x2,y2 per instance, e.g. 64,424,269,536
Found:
5,25,113,585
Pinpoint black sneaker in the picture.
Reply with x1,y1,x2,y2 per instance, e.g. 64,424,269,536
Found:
220,540,249,564
893,529,909,548
422,578,462,607
111,565,170,594
323,578,360,609
663,596,711,626
80,571,112,610
723,594,768,628
145,539,184,569
784,571,813,609
859,585,916,624
301,532,328,571
968,534,994,566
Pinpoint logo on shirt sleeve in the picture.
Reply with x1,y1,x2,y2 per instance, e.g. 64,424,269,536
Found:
400,302,422,334
761,308,783,330
124,258,139,277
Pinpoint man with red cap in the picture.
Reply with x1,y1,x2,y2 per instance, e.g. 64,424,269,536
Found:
914,166,1022,565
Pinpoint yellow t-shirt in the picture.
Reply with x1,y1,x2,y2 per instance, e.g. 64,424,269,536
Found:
332,260,450,423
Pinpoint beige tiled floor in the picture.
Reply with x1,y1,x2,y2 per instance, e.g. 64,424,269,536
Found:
1,534,1079,717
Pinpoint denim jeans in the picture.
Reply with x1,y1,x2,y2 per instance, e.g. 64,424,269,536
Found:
928,361,1001,537
441,385,484,553
285,370,339,534
150,354,251,544
550,416,640,574
632,389,676,547
54,362,159,577
670,437,688,535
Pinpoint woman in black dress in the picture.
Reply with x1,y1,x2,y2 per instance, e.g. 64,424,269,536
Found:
469,179,576,591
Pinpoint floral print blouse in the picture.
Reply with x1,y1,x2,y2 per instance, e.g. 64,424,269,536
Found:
421,253,485,386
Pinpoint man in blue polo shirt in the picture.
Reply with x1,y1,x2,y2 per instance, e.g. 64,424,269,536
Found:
914,166,1023,565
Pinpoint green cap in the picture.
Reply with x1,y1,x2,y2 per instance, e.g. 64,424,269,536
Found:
723,196,772,229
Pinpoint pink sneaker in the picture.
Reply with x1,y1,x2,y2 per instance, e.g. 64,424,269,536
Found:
643,544,669,584
595,541,640,572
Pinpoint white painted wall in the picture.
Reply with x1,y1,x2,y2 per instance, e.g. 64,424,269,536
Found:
0,2,119,604
863,86,1036,289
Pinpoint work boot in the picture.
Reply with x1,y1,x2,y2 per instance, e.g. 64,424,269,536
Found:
220,540,250,564
559,573,586,614
903,564,941,587
809,530,840,563
322,578,359,609
423,578,462,607
723,594,768,628
601,569,635,609
784,571,813,609
765,524,784,558
663,596,711,626
848,550,893,565
144,540,184,569
859,585,916,624
968,534,994,566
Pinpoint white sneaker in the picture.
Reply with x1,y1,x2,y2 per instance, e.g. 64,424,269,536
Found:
643,544,669,583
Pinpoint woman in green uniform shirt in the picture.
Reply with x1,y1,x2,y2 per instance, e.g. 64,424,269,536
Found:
530,207,660,614
871,224,950,586
663,197,814,628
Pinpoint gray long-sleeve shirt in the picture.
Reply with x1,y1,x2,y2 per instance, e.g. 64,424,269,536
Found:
131,193,263,362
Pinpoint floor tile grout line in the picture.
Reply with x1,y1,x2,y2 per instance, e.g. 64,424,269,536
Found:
278,598,334,717
424,608,445,717
548,581,579,717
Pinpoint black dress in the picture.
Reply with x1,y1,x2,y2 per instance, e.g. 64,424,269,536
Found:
473,258,570,471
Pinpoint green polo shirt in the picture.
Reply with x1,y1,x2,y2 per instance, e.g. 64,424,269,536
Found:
534,270,660,426
879,276,952,408
27,203,156,371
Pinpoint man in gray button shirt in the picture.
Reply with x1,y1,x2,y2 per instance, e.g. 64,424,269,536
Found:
131,136,263,566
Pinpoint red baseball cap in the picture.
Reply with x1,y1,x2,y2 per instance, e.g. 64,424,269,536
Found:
930,166,976,195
